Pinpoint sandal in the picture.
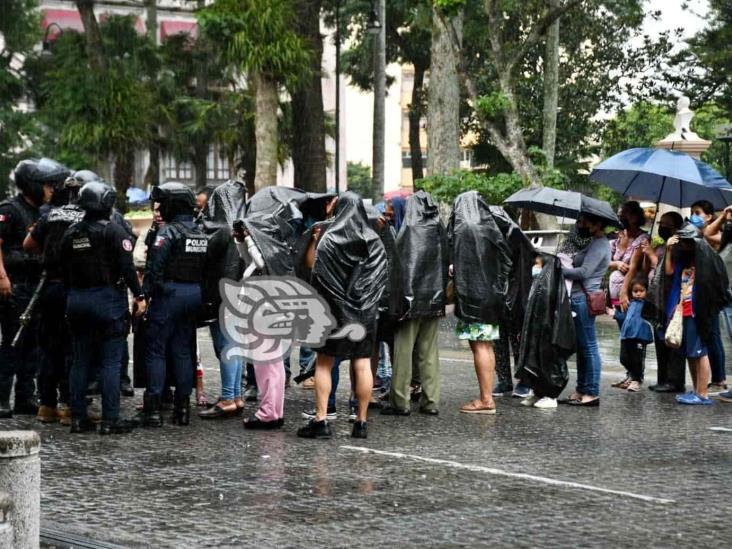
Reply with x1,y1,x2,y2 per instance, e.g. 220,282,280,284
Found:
196,391,210,407
611,377,630,389
459,399,496,415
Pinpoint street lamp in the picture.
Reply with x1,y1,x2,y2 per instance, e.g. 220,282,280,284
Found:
42,22,64,54
370,0,385,197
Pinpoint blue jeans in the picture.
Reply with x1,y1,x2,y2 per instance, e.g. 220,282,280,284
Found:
146,283,201,398
0,281,41,405
210,320,242,400
707,314,726,383
723,305,732,346
328,357,342,409
67,286,128,420
299,346,315,373
571,294,602,397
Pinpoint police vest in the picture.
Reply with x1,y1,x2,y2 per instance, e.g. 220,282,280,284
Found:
0,196,41,280
163,222,208,283
43,205,84,278
66,221,116,288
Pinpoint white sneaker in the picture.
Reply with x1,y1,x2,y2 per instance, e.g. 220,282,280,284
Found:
520,396,539,407
533,397,558,409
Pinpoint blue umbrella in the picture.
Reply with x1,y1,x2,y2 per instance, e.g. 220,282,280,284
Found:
590,147,732,209
126,187,149,204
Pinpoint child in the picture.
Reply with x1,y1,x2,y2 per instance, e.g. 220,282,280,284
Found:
532,254,545,279
614,277,653,392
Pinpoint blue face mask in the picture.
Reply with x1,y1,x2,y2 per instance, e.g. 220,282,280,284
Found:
689,214,706,229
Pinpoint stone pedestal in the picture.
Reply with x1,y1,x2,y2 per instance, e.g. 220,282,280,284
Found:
0,431,40,549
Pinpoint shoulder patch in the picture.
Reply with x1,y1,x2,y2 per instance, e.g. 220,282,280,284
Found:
122,239,133,252
154,236,166,248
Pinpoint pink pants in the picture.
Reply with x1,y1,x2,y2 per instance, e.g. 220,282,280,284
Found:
253,359,285,421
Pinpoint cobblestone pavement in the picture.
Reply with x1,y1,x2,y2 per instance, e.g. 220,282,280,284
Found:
2,316,731,548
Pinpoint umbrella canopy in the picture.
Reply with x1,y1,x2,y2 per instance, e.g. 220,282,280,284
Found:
590,147,732,209
504,187,621,227
383,188,413,200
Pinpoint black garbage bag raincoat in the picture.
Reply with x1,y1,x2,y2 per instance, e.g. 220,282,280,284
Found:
392,190,449,320
489,206,534,333
202,180,247,229
365,206,399,326
312,192,388,358
648,223,730,342
448,191,512,325
515,255,575,398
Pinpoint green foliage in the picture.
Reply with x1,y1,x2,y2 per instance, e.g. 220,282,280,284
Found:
346,162,377,200
198,0,311,87
420,171,524,205
601,101,674,157
475,93,510,120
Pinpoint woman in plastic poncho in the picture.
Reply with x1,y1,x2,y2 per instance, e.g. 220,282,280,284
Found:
297,192,388,439
448,191,513,415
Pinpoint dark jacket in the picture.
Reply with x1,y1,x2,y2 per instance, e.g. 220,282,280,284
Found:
448,191,512,325
515,255,575,398
392,190,449,320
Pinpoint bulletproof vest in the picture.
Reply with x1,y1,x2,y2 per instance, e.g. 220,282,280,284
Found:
163,222,208,283
43,205,84,278
0,196,41,280
65,221,117,288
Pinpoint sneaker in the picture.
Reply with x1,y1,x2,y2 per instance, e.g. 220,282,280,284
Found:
348,400,357,423
36,405,59,423
719,390,732,402
520,396,539,407
533,397,558,409
627,380,642,392
612,377,631,389
296,419,333,439
707,382,728,396
301,407,337,420
675,392,713,405
243,386,259,402
492,382,514,396
351,421,367,439
512,384,533,398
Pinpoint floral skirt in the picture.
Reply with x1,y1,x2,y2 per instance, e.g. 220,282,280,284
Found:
455,320,500,342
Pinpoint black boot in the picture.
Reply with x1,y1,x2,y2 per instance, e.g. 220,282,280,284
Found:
171,394,190,426
70,417,97,434
99,418,135,435
351,421,368,439
133,392,162,427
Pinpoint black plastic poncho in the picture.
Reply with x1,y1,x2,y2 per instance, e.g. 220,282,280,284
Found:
392,190,448,320
489,206,535,333
312,192,388,358
202,180,247,230
448,191,512,325
365,206,398,316
515,255,575,398
247,186,334,223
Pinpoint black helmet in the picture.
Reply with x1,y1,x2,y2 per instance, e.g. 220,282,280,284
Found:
65,170,100,188
151,182,196,222
51,170,100,207
13,158,71,205
78,181,116,217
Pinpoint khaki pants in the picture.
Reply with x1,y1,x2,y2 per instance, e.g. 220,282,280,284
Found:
390,317,440,411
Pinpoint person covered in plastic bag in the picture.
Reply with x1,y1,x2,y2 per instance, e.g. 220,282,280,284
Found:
297,192,387,439
448,191,512,415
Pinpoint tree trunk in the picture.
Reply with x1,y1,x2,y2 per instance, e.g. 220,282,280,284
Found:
113,150,134,213
144,0,157,42
75,0,106,73
253,72,279,191
542,0,560,168
292,0,327,193
409,62,426,181
427,8,461,176
193,142,207,191
144,0,159,188
372,0,386,196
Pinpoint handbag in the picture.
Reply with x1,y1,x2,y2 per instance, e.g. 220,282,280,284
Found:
579,283,607,317
664,303,683,349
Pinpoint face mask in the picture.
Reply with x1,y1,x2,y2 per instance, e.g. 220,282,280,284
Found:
576,226,591,238
658,226,674,241
531,266,542,278
689,214,706,230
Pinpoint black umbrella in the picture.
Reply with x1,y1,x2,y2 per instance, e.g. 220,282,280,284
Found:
504,187,621,227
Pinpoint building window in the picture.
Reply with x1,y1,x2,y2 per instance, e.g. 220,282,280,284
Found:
206,144,231,181
402,149,427,169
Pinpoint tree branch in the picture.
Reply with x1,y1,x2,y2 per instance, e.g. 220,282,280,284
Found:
506,0,584,74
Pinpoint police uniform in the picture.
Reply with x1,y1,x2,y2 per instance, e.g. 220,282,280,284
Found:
30,201,84,419
141,182,207,426
0,158,70,418
61,182,144,434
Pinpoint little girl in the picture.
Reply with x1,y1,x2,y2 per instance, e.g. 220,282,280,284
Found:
614,277,653,392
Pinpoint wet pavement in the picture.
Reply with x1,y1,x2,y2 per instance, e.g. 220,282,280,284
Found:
2,315,731,548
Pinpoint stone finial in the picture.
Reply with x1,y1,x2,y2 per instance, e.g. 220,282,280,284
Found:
656,95,711,158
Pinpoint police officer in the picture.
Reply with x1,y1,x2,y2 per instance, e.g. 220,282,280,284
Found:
137,182,207,427
0,158,70,419
23,171,90,424
61,181,146,435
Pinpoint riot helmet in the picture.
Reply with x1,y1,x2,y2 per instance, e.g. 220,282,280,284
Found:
78,181,116,218
151,182,196,222
12,157,71,206
51,169,99,206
